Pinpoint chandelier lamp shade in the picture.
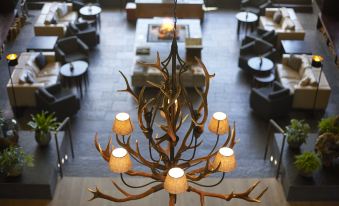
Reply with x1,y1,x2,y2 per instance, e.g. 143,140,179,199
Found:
164,167,189,194
212,147,237,172
88,0,267,205
109,148,132,173
112,112,134,136
208,112,229,135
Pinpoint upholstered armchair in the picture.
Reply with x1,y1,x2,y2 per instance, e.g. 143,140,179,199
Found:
35,83,80,120
55,36,89,63
242,29,277,46
240,0,271,16
238,39,277,73
66,22,100,48
250,81,292,119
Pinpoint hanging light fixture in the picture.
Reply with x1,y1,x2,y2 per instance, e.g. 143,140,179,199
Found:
88,0,268,205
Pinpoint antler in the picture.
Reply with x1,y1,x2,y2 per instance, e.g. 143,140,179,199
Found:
94,133,113,162
88,182,164,202
138,52,169,81
117,71,138,101
188,181,268,206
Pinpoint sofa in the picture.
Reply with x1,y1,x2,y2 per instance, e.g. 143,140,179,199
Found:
259,8,305,40
6,52,61,107
276,54,331,109
34,2,78,37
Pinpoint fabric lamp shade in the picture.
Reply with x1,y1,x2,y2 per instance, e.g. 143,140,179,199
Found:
6,53,18,67
208,112,229,135
109,148,132,173
164,167,188,194
112,112,134,135
311,55,323,68
212,147,236,172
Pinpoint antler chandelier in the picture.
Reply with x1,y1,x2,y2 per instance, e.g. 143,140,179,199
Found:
88,1,267,205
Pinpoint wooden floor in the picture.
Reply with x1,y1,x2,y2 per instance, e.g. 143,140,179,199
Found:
0,177,338,206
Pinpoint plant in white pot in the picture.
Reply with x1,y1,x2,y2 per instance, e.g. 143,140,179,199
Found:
294,151,321,178
285,119,310,149
0,146,34,177
27,111,59,146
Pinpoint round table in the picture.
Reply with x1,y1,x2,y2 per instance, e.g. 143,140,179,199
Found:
60,61,89,98
248,57,275,87
236,11,258,35
79,4,102,29
248,57,274,73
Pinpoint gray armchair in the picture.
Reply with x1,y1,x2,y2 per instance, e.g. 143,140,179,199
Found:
242,29,277,47
250,81,292,119
239,39,277,73
55,36,90,64
66,22,100,48
35,83,80,120
241,0,271,16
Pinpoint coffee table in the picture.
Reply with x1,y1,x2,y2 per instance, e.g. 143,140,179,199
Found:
60,60,89,98
132,18,205,88
79,4,102,29
236,11,258,35
281,40,312,54
26,36,58,52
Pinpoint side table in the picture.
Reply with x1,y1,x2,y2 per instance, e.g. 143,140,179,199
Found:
236,11,258,35
60,61,89,98
80,4,102,30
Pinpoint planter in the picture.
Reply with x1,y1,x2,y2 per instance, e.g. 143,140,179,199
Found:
287,140,303,150
298,170,313,178
7,164,23,177
35,131,52,146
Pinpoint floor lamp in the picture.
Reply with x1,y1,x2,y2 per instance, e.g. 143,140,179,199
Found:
311,55,324,112
6,53,18,115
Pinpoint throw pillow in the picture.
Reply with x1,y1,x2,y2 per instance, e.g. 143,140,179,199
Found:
302,68,318,86
25,72,35,84
288,55,302,71
18,72,27,84
298,76,310,87
44,12,55,25
50,18,57,25
282,18,295,31
56,3,68,18
38,87,56,103
273,10,282,24
34,53,47,70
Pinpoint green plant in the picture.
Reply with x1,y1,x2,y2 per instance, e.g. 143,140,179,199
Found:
27,111,59,133
285,119,310,146
0,146,34,175
318,115,339,135
294,152,321,174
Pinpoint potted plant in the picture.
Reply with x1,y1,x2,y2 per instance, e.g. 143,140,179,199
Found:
27,111,59,146
285,119,310,149
294,151,321,177
0,146,34,177
318,115,339,135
